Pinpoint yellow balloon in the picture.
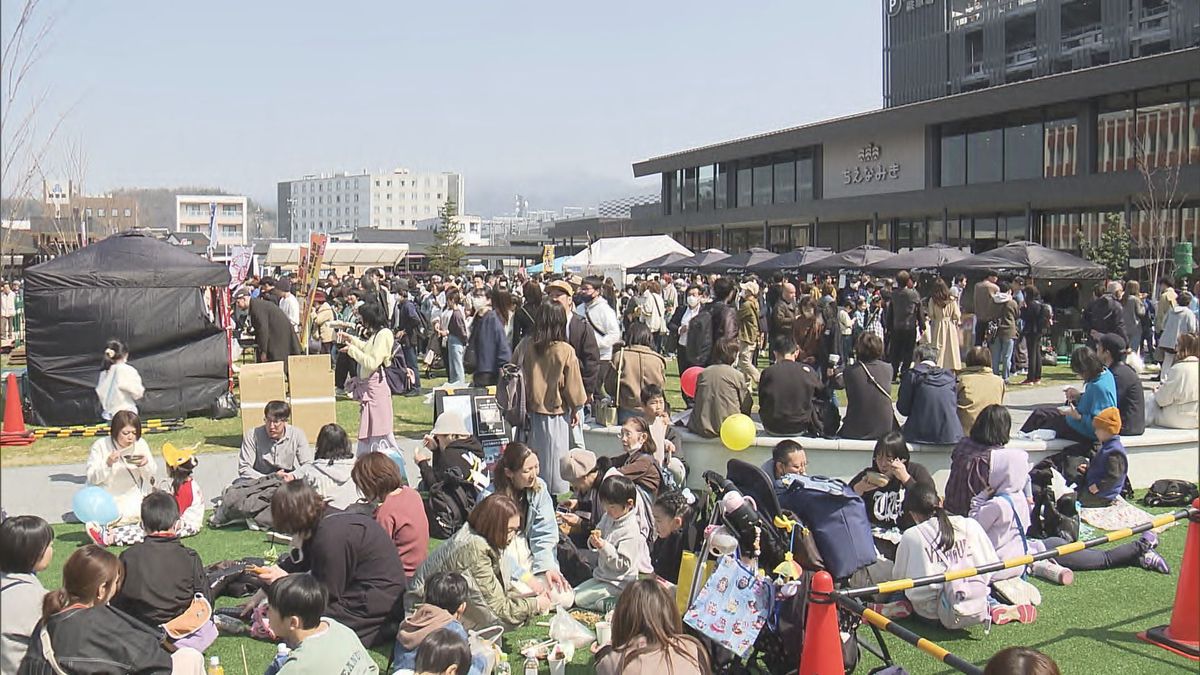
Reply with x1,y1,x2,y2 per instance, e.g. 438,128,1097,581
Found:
720,413,757,452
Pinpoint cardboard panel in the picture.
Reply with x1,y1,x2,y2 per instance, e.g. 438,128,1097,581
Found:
287,355,336,446
238,362,287,436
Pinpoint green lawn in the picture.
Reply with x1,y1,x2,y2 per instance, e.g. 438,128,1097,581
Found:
31,496,1193,675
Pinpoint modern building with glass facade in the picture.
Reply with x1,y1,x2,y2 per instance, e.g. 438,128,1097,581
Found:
554,46,1200,266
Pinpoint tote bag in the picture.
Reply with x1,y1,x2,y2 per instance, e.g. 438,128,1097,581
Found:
684,554,773,659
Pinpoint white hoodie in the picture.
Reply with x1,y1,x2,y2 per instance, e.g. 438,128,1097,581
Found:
893,515,1000,620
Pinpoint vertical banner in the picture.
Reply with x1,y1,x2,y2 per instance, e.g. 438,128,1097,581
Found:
227,245,254,289
298,233,329,353
206,202,218,259
542,244,555,273
296,246,311,294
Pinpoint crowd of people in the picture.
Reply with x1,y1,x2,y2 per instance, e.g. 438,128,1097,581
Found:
1,262,1196,675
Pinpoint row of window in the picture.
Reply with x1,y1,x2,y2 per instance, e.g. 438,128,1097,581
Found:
83,207,132,218
373,177,442,188
374,192,443,202
296,179,362,193
299,206,361,218
665,152,816,215
181,204,243,217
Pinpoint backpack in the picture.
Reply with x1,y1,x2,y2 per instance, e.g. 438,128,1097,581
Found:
685,306,715,366
496,361,527,428
775,475,877,580
463,322,480,375
924,527,991,630
1143,479,1200,507
426,467,480,539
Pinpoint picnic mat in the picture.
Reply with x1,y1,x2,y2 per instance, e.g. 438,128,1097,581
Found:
1079,496,1177,536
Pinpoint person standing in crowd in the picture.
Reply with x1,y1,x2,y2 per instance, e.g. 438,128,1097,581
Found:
1096,333,1144,437
989,281,1020,382
1083,281,1126,345
897,343,962,444
792,294,825,365
606,322,666,424
635,279,668,353
950,275,967,302
512,280,542,347
277,277,302,333
311,290,336,354
442,287,469,384
94,339,144,421
660,273,678,338
696,277,739,365
770,281,798,351
578,276,622,399
687,339,753,439
1019,285,1051,385
670,284,704,406
1120,280,1145,354
393,282,425,392
886,270,924,381
972,270,1000,346
258,276,278,303
515,303,587,493
339,302,400,456
547,279,599,446
1155,276,1178,360
236,288,302,365
735,280,761,389
1159,290,1197,373
470,287,512,388
926,278,962,372
0,281,16,344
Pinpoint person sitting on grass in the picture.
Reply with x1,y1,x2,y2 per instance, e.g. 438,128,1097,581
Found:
650,490,700,585
0,515,54,673
111,491,215,652
351,452,430,579
415,412,485,492
490,442,571,601
983,647,1060,675
1072,407,1130,508
84,410,158,547
19,545,205,674
238,400,314,482
850,432,936,560
290,423,361,509
266,573,379,674
573,474,653,612
392,572,487,675
412,626,472,675
595,578,710,675
163,443,204,538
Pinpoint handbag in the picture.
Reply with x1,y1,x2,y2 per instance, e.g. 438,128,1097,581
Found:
859,362,901,430
468,625,504,674
683,553,773,659
163,593,213,640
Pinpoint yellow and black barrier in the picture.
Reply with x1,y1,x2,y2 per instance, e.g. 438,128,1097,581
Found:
839,504,1198,600
31,418,187,439
833,593,984,675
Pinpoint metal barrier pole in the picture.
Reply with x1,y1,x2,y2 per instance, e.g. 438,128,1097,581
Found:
833,594,984,675
841,505,1197,600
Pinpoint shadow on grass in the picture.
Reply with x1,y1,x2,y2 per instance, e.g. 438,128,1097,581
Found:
207,434,244,449
56,530,93,546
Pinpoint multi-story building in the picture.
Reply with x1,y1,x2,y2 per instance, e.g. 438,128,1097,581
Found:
414,214,485,246
42,179,140,237
175,195,249,247
885,0,1200,107
278,168,465,242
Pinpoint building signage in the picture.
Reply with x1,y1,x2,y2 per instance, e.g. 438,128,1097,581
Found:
888,0,936,18
823,130,924,199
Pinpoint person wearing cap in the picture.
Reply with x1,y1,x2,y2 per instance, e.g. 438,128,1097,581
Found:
1074,407,1128,507
162,442,204,537
735,279,761,388
1095,333,1144,437
235,287,302,365
416,412,485,490
547,278,599,448
276,277,301,333
311,289,336,354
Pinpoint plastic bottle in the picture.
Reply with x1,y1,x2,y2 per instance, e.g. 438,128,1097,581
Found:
263,643,290,675
495,653,511,675
523,653,538,675
206,656,225,675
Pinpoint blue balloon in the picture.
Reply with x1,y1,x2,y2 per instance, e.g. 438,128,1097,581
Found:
72,486,118,525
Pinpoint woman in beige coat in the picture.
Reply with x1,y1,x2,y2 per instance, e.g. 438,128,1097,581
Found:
956,345,1005,435
606,322,666,423
926,278,963,371
596,579,710,675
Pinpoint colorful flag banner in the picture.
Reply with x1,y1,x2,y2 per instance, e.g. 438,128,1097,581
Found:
298,233,328,352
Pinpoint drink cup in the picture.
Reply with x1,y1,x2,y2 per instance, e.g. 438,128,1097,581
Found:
594,620,612,646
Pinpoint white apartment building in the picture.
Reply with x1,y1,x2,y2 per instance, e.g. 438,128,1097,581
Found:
414,213,485,246
280,168,464,242
175,195,248,246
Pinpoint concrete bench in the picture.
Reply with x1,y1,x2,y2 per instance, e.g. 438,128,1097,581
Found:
582,423,1198,491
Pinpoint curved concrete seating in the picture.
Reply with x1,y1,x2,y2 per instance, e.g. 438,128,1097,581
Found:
582,423,1198,491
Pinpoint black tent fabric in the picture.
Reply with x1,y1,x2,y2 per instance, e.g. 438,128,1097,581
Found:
661,248,730,273
23,232,231,425
628,251,691,274
803,245,896,273
941,241,1106,280
866,244,970,274
753,246,834,274
702,247,778,274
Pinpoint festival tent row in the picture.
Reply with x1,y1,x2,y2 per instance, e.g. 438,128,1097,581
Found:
22,232,232,426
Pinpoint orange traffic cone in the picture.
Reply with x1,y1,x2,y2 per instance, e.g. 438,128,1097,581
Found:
1,371,34,446
1138,498,1200,660
799,571,845,675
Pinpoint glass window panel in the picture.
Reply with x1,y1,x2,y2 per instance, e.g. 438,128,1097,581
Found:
1044,118,1078,177
928,218,946,245
683,168,698,212
843,222,868,249
875,220,892,250
698,165,715,211
967,129,1003,184
716,163,729,209
1004,122,1043,180
773,158,795,204
941,133,966,186
792,224,811,247
973,216,997,251
815,223,839,250
1098,93,1135,173
797,157,814,201
746,227,765,249
1002,214,1028,243
1189,82,1200,165
737,166,753,208
753,163,773,206
668,172,681,215
1135,99,1187,169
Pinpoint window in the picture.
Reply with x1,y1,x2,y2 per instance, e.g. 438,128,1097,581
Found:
682,168,697,211
1097,92,1135,173
773,156,795,204
715,163,729,209
85,208,92,218
1004,121,1043,180
98,209,106,217
737,166,753,207
967,128,1002,183
1136,84,1189,169
941,132,966,186
698,165,715,211
123,208,131,217
752,162,772,206
1044,117,1078,177
1189,81,1200,165
797,156,814,201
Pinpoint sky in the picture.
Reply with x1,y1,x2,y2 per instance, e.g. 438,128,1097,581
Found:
7,1,883,217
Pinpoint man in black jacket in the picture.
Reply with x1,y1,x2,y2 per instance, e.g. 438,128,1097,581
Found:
1097,332,1145,437
759,335,825,436
392,281,425,393
1083,281,1127,346
885,270,925,381
236,288,301,365
546,279,599,447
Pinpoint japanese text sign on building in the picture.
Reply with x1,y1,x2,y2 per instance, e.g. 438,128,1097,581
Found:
844,143,901,186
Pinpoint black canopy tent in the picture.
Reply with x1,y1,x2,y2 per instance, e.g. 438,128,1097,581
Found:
701,247,778,274
23,232,231,425
866,244,971,274
803,245,896,274
628,251,692,274
752,246,834,274
661,248,730,274
941,241,1106,280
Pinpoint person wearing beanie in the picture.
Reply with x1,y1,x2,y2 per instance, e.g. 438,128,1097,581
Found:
1075,407,1128,507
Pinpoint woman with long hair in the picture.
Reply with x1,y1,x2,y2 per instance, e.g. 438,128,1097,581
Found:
514,303,587,493
84,410,158,547
511,281,542,347
595,578,710,674
1020,346,1117,443
338,301,402,457
926,278,962,371
95,339,145,421
443,288,469,383
470,288,513,388
20,545,205,673
490,442,571,599
606,322,667,424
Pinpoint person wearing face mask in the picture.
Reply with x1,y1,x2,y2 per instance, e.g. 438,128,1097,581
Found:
577,276,623,400
669,285,705,406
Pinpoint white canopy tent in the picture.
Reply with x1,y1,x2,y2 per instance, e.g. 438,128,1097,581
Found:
562,235,692,281
265,242,409,268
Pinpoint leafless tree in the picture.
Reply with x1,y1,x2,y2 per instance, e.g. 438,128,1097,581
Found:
1131,135,1188,286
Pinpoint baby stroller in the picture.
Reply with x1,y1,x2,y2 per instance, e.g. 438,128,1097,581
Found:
686,459,894,675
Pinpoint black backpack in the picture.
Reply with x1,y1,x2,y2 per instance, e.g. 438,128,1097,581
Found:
1143,480,1199,507
425,467,480,539
685,306,716,366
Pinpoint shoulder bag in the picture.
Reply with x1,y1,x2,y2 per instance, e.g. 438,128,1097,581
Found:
859,362,901,430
